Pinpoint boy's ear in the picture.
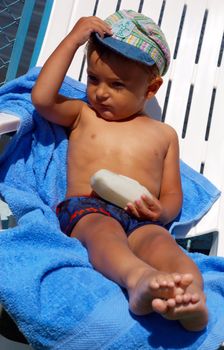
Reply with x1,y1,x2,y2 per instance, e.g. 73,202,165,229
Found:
146,76,163,99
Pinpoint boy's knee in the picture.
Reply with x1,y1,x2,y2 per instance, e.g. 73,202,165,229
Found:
128,225,174,253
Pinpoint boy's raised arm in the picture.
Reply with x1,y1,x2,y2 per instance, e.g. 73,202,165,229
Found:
31,17,112,127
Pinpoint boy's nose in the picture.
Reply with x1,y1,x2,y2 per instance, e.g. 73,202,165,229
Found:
95,84,109,101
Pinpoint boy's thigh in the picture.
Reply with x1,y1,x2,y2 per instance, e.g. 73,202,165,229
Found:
71,212,127,243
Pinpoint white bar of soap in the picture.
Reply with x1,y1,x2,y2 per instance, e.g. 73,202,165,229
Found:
91,169,152,209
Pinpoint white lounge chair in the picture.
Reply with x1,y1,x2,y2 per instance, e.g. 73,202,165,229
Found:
1,0,223,256
0,0,224,349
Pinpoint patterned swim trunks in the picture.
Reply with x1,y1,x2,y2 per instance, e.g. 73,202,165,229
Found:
56,196,162,236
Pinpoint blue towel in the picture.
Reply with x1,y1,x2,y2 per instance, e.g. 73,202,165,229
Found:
0,67,223,350
169,161,221,236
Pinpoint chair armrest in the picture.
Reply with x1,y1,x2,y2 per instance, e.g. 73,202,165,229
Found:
0,113,20,135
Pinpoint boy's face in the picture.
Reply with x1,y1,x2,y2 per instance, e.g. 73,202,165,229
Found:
86,50,159,121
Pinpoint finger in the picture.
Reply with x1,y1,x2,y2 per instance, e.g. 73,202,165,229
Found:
134,199,154,218
140,195,162,221
96,25,112,37
81,17,112,38
92,18,112,36
141,194,154,205
126,202,140,218
135,198,147,211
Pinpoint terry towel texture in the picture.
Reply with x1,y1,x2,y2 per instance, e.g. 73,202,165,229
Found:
0,67,223,350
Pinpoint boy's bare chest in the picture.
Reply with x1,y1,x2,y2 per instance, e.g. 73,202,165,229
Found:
67,116,168,196
70,116,166,162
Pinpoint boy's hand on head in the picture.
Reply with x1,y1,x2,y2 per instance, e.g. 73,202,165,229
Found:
125,195,163,222
70,16,112,46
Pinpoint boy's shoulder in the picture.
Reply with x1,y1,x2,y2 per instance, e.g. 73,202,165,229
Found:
159,120,177,134
146,117,178,141
147,116,176,131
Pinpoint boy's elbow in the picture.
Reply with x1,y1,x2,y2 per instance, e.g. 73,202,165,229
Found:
31,86,52,112
32,86,43,109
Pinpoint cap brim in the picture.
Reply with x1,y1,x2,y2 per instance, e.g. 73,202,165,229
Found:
94,33,156,67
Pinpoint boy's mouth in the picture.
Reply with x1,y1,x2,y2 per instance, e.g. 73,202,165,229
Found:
97,104,111,112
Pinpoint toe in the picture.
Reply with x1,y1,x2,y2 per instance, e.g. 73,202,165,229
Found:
152,298,168,314
181,273,193,287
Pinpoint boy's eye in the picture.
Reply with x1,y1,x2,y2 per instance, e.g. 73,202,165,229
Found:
112,81,125,89
87,75,98,84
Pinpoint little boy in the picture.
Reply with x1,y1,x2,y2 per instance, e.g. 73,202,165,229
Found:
32,9,208,331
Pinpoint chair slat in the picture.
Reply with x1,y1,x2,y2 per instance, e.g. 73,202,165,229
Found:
141,0,164,22
159,1,208,135
115,0,140,12
181,0,224,170
36,0,75,67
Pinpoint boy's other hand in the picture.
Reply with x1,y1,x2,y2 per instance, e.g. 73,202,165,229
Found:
125,194,163,222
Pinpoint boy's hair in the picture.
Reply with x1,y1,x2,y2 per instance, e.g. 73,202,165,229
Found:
87,35,160,79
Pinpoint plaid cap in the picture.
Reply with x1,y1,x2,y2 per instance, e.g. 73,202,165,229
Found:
95,9,170,76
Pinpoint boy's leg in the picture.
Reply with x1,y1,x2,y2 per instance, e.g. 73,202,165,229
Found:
70,213,185,313
128,225,208,331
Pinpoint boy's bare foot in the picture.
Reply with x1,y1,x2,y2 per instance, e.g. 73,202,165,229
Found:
128,268,193,316
152,283,208,331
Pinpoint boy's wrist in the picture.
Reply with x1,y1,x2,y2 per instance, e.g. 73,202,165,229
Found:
159,204,181,225
63,33,82,51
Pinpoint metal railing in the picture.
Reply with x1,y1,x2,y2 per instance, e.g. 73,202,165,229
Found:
0,0,46,86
